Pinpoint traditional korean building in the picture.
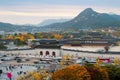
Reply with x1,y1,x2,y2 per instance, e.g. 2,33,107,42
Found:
62,32,115,47
32,39,61,49
63,38,111,46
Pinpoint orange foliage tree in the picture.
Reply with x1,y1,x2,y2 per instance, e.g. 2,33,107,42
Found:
7,34,14,39
53,34,63,40
51,64,91,80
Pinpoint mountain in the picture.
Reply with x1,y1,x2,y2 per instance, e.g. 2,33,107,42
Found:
42,8,120,30
1,8,120,32
37,19,69,26
0,22,16,31
111,14,120,21
0,22,35,32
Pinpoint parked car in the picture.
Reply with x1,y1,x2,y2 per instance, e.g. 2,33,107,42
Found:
16,58,29,62
14,57,20,60
1,57,15,61
76,59,83,64
33,60,40,64
40,61,47,64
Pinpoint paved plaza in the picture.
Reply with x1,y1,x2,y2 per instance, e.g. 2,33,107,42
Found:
0,64,37,80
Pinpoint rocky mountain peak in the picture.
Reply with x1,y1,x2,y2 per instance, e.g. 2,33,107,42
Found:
78,8,97,16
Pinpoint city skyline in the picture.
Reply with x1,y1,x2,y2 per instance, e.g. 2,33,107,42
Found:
0,0,120,24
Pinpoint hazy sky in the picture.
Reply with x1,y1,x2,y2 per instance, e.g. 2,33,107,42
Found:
0,0,120,24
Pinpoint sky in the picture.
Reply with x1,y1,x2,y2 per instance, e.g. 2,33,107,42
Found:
0,0,120,24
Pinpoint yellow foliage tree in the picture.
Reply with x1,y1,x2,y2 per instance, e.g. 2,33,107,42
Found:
16,75,23,80
51,64,91,80
53,34,63,39
14,33,34,41
7,34,14,39
15,35,24,41
70,54,74,59
32,70,37,75
26,70,31,76
33,73,42,80
59,61,64,68
114,57,119,65
94,58,102,67
66,54,70,60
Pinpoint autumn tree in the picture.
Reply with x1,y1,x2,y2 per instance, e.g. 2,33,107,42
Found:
60,54,71,67
51,64,91,80
22,33,34,41
94,58,102,67
17,70,45,80
53,33,63,40
14,33,34,42
113,57,119,65
32,70,43,80
7,34,14,39
16,75,23,80
13,33,34,45
85,65,109,80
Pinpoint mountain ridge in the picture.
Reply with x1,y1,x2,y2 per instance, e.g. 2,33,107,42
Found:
37,19,69,26
0,8,120,32
0,22,35,32
42,8,120,30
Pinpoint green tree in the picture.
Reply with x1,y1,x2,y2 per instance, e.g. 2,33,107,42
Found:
15,39,27,46
105,65,120,80
0,35,2,39
0,44,7,50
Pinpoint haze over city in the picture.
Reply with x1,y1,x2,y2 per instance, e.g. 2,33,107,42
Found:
0,0,120,24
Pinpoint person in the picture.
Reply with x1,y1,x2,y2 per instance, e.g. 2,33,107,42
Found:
20,66,22,69
24,72,26,75
6,66,8,71
9,65,12,71
20,71,23,75
0,69,2,77
7,72,12,80
17,72,20,75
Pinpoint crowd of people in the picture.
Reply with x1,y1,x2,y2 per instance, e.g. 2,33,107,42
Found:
0,64,37,80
